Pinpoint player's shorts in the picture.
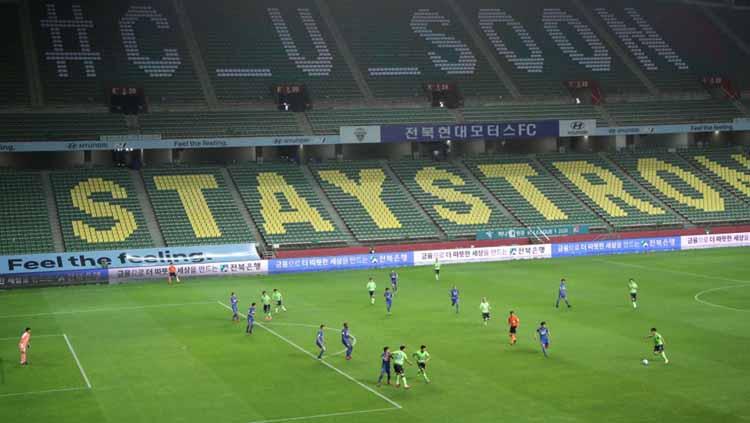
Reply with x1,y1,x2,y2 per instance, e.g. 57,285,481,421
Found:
654,344,664,353
451,299,458,305
381,363,391,373
394,364,404,374
316,341,324,349
276,301,282,306
169,272,177,277
263,304,271,313
418,362,426,370
369,290,375,297
482,312,490,320
509,326,517,334
558,293,567,299
630,293,637,300
19,345,26,353
540,339,549,348
435,269,440,275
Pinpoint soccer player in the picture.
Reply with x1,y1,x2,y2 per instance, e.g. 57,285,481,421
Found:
167,264,180,284
390,270,398,295
413,345,431,383
647,328,669,364
392,345,412,388
480,297,491,326
377,346,392,386
450,286,460,313
261,291,272,321
246,303,256,334
341,322,353,360
555,278,571,308
366,277,377,305
384,287,393,314
434,258,441,281
508,311,520,345
230,292,240,322
316,324,326,359
19,327,31,365
628,278,639,309
272,289,287,313
536,321,550,357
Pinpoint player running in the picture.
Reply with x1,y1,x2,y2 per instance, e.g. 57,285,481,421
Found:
377,346,392,386
536,321,550,357
647,328,669,364
230,292,240,322
392,345,412,389
384,287,393,314
19,327,31,365
555,278,571,309
366,277,377,305
628,278,639,309
450,286,460,313
261,291,272,321
413,345,431,383
508,311,520,345
167,264,180,284
341,322,354,360
272,289,287,313
246,303,256,334
316,324,326,359
434,258,441,281
480,297,491,326
390,270,398,295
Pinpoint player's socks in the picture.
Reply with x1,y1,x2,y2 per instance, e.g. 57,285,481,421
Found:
661,352,669,363
633,302,637,309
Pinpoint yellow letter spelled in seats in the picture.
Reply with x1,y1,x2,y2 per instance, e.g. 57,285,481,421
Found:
317,169,401,229
257,172,334,234
70,177,137,243
415,167,491,225
154,174,222,238
693,155,750,198
478,163,567,220
637,158,724,211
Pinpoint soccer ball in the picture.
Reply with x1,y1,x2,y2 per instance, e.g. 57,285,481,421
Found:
641,359,649,366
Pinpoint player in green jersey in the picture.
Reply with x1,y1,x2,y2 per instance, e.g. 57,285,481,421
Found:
647,328,669,364
628,279,639,309
272,289,287,313
261,291,272,321
480,297,491,326
366,277,377,305
434,258,441,281
412,345,431,383
392,345,412,389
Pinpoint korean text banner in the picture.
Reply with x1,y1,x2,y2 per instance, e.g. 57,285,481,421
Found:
109,260,268,283
379,120,559,143
269,252,413,274
0,269,108,289
0,243,259,275
413,245,552,266
681,232,750,250
552,237,680,257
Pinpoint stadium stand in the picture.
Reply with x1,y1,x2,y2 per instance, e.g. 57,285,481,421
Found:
463,103,604,125
327,0,508,99
307,107,455,135
30,0,203,105
605,100,741,126
609,151,750,224
184,0,361,102
142,166,254,246
464,156,606,228
0,4,28,106
0,170,55,254
310,161,439,241
0,113,127,141
584,0,750,93
229,163,346,247
461,0,646,97
50,168,154,251
680,148,750,205
713,8,750,47
389,160,515,237
139,111,302,138
540,153,681,228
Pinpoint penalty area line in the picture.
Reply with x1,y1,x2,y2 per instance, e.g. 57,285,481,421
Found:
0,386,89,399
217,301,401,410
63,334,92,389
246,407,398,423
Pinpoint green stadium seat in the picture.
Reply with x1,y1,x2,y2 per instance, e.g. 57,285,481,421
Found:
0,170,55,254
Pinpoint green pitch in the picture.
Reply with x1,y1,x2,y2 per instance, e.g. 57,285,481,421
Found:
1,248,749,423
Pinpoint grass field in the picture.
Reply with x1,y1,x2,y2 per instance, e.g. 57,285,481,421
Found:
1,248,749,423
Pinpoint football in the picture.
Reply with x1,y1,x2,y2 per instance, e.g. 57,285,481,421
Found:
642,359,649,366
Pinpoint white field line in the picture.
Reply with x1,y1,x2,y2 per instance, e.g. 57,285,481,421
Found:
0,334,62,341
261,322,352,357
63,334,92,389
0,301,217,319
246,407,398,423
217,301,401,410
0,386,88,399
694,284,750,312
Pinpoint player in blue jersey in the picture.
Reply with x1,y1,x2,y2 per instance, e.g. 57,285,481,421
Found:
341,322,353,360
384,287,393,314
230,292,239,322
536,321,550,357
450,286,460,313
246,303,256,334
316,324,326,359
390,270,398,295
377,346,392,386
555,278,571,309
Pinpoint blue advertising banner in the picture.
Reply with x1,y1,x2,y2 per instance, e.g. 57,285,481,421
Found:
270,252,413,274
380,120,559,143
0,244,259,275
0,269,108,289
552,237,680,257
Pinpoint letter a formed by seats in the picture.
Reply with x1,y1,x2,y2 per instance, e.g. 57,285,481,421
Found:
257,172,334,235
70,178,137,243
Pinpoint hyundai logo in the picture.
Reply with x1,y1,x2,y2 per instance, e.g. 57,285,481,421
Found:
570,121,585,130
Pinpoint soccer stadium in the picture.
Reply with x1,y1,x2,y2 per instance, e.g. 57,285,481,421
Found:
1,0,750,421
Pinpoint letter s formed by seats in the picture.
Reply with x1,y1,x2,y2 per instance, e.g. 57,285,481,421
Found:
70,178,137,243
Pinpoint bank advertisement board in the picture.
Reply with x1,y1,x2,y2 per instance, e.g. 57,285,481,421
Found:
680,232,750,250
